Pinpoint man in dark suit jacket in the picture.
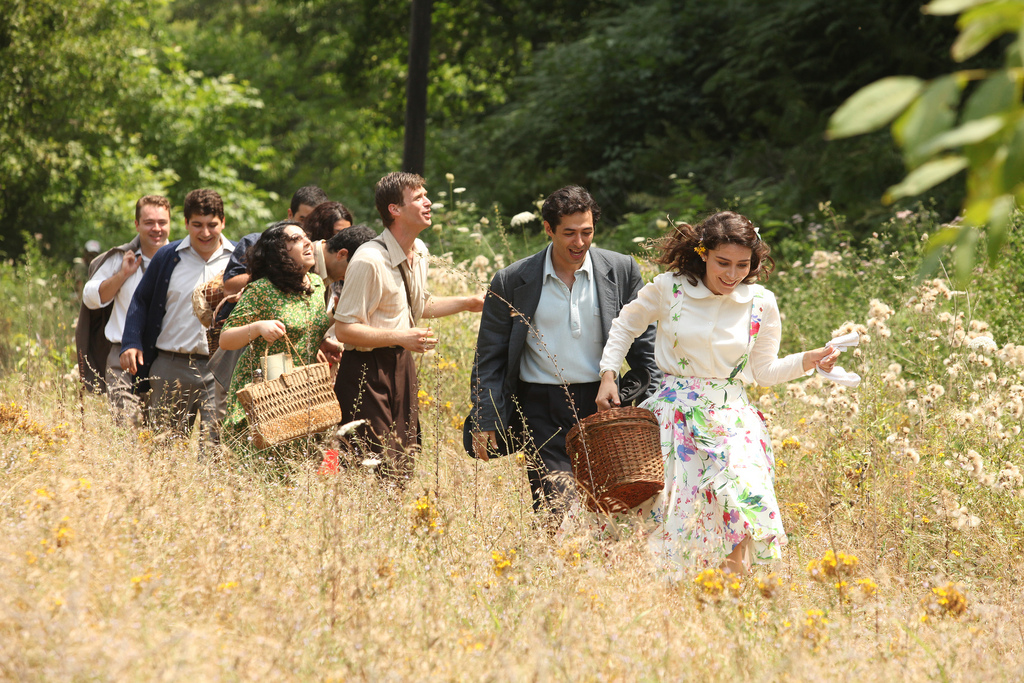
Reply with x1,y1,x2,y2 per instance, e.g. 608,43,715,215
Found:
470,186,660,514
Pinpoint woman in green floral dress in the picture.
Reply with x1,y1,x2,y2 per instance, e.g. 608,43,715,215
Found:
218,223,338,440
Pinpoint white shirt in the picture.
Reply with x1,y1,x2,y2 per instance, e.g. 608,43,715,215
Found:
519,246,603,385
155,236,234,355
82,249,151,344
600,273,805,387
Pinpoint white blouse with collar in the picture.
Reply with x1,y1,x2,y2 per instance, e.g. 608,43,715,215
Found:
600,272,806,387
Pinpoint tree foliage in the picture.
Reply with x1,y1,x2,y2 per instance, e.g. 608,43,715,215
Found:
828,0,1024,281
0,0,275,257
0,0,1001,258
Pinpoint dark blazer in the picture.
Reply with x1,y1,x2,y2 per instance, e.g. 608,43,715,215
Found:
74,235,141,392
121,239,186,376
470,246,660,433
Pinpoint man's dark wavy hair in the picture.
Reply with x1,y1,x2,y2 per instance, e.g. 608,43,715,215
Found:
290,185,329,216
183,188,224,221
247,221,314,295
541,185,601,230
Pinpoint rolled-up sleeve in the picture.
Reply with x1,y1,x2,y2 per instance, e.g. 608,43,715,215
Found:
82,256,120,310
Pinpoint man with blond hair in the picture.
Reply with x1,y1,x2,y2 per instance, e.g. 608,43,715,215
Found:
333,172,483,480
77,195,171,422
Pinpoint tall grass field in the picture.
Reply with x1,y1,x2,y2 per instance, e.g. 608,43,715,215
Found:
1,204,1022,680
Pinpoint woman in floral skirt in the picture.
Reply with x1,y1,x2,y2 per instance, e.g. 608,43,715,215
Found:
595,211,839,574
218,223,339,441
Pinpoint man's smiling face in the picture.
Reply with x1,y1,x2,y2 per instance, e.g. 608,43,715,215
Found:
544,210,594,274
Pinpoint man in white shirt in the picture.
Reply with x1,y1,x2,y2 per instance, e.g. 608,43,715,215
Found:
77,195,170,423
120,189,234,440
469,186,659,514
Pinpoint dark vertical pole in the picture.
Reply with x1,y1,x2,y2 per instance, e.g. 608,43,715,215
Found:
403,0,433,175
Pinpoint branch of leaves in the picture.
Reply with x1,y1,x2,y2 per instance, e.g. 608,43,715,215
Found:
826,0,1024,283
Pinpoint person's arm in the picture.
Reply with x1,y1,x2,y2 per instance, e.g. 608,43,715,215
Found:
596,277,662,410
119,252,161,374
219,321,287,350
82,252,124,310
422,293,485,318
748,291,839,385
333,321,437,353
621,258,662,402
222,273,250,297
221,235,255,296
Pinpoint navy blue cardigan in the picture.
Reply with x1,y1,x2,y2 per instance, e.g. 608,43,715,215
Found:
121,240,185,376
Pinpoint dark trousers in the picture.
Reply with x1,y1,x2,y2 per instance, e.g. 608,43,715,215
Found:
517,380,600,514
334,347,420,480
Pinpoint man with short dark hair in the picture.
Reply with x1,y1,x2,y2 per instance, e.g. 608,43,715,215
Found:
120,189,234,439
333,172,483,480
288,185,329,225
77,195,171,422
470,185,660,514
322,223,377,288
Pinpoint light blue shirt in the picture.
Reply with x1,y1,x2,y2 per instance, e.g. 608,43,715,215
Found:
519,245,603,385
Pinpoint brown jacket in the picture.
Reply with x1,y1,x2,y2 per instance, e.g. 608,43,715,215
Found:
74,235,141,393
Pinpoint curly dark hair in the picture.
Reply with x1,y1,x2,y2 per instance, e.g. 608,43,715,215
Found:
303,201,355,241
541,185,601,229
183,188,224,221
247,222,314,295
656,211,773,286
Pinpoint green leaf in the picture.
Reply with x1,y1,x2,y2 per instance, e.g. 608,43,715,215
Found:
826,76,924,140
952,4,1024,61
954,226,980,285
893,75,962,167
985,194,1015,261
924,0,990,16
919,226,961,280
963,70,1019,122
1001,115,1024,184
918,115,1007,157
883,156,969,203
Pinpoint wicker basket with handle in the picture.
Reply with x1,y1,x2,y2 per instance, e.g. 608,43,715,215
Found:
235,336,341,450
566,406,663,513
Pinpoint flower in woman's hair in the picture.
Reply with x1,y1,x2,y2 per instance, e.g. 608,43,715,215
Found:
694,242,707,257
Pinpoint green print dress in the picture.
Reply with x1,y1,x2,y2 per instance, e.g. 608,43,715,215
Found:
590,273,810,570
221,277,332,438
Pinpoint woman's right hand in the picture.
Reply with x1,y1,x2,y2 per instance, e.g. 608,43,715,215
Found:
801,345,841,372
254,320,287,342
596,371,620,412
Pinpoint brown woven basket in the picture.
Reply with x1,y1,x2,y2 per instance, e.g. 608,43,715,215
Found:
566,407,663,513
236,362,342,450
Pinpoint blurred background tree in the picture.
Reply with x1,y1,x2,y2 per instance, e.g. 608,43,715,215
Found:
0,0,1003,258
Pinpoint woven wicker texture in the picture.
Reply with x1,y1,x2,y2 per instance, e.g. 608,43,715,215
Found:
236,362,341,450
566,406,664,513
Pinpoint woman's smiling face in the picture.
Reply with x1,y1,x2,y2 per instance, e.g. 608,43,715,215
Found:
284,225,314,270
702,242,752,295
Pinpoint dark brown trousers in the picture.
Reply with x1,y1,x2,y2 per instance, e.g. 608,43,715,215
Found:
334,347,420,479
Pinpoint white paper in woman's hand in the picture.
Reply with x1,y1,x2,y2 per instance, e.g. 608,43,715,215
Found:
817,332,862,387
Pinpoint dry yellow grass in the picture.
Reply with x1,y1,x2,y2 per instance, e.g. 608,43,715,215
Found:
3,247,1024,681
1,376,1022,679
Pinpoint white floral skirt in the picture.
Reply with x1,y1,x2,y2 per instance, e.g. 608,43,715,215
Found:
563,375,787,570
